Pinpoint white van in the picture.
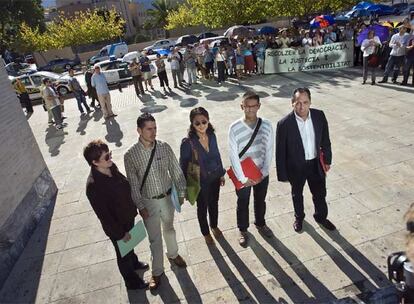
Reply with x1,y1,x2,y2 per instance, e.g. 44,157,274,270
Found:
89,42,128,64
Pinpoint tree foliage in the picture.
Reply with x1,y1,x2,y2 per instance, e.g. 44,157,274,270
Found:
19,8,125,52
147,0,178,28
0,0,45,51
167,0,359,29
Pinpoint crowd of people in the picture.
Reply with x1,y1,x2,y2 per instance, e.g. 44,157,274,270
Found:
84,88,335,291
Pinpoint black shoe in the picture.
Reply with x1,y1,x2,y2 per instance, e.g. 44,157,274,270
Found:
371,81,376,85
293,219,303,232
400,82,408,86
134,261,149,270
126,279,149,290
392,79,397,84
317,219,336,231
362,80,366,85
378,79,387,83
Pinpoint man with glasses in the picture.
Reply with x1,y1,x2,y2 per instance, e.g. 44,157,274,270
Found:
228,91,274,247
91,65,117,119
124,113,187,290
275,87,336,233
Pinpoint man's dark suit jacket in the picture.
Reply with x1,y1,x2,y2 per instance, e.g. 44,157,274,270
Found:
276,108,332,182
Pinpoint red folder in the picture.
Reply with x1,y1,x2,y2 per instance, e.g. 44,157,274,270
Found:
319,150,328,173
227,157,263,190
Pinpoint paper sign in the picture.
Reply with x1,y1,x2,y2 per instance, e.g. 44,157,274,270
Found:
117,220,147,257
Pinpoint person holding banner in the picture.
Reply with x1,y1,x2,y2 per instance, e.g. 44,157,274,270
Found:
180,107,226,245
228,91,274,247
84,140,149,290
124,113,187,291
275,88,336,233
361,30,382,85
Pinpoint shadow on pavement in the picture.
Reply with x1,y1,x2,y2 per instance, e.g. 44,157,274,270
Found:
104,118,123,147
172,267,202,303
76,113,94,135
304,221,382,294
126,289,150,304
260,236,336,301
0,197,57,303
148,274,180,303
216,236,281,303
45,125,67,157
324,228,390,288
207,244,254,302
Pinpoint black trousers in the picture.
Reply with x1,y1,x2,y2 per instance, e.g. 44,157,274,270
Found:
132,75,144,95
157,70,169,88
236,176,269,232
19,92,33,113
87,86,98,106
217,61,226,83
289,159,328,222
110,220,142,285
197,178,220,236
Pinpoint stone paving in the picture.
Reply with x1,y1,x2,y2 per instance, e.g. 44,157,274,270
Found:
1,67,413,303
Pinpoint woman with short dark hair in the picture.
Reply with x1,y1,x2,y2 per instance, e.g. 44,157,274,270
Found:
179,107,226,245
84,139,149,290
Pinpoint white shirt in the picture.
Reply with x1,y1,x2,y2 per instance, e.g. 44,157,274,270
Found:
294,111,316,160
389,33,408,57
361,36,381,57
168,53,180,70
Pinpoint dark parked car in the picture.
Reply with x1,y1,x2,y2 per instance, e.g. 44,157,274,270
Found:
5,62,37,76
38,57,81,72
175,35,199,47
197,32,219,40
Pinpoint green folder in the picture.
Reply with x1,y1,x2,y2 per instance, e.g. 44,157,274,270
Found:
117,220,147,257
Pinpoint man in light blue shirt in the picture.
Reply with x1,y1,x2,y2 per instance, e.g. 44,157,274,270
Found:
91,66,116,119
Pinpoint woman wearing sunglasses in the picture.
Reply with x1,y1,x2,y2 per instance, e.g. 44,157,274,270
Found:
84,140,149,290
180,107,226,245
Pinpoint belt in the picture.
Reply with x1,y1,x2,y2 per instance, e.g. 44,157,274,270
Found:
151,188,172,200
305,158,317,163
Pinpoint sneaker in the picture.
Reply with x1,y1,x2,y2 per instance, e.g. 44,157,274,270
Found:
56,124,64,130
211,227,223,239
168,255,187,267
256,225,273,238
204,234,215,245
239,231,248,247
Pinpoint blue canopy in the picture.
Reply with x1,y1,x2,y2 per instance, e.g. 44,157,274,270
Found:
258,26,278,35
353,1,373,10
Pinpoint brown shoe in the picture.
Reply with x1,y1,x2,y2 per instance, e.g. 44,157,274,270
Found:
168,254,187,268
204,234,215,245
211,227,223,239
149,274,163,290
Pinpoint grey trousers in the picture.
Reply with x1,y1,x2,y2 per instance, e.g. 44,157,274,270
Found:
362,56,376,83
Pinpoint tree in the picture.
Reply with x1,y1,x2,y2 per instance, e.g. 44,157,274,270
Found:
0,0,45,52
19,9,125,52
167,0,274,29
167,0,359,29
146,0,178,36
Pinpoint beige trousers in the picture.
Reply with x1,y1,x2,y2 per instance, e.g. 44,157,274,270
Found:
143,195,179,276
97,93,113,118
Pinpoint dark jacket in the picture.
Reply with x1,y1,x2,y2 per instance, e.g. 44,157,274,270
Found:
86,164,138,240
180,131,225,185
276,108,332,182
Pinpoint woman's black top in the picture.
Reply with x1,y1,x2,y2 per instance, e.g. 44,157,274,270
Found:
86,164,137,241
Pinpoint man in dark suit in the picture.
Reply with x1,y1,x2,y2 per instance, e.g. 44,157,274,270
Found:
276,87,336,232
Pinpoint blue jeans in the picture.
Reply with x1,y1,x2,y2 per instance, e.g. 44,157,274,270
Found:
236,176,269,232
383,55,404,81
74,91,90,113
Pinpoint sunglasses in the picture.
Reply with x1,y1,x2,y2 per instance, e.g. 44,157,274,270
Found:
194,120,208,127
103,151,112,161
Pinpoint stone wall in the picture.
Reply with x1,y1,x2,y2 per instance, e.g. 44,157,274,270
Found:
0,62,57,287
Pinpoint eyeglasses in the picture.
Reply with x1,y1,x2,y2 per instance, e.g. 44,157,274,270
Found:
104,151,112,161
243,104,259,110
194,120,208,127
